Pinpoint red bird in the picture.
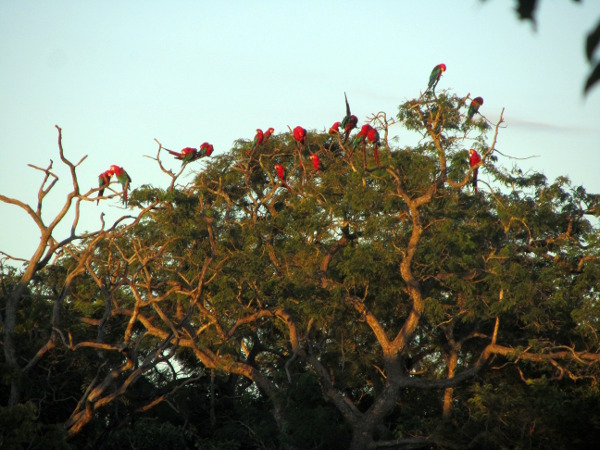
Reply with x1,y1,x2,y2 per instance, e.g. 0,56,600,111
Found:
110,165,132,206
367,127,381,168
166,147,199,165
274,163,291,190
293,126,307,145
468,149,482,193
199,142,213,157
329,121,341,135
340,92,358,142
352,124,372,149
263,127,275,142
309,153,324,171
97,169,114,204
463,97,484,130
250,129,264,153
343,116,358,143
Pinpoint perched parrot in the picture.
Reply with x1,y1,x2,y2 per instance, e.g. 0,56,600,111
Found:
340,92,358,142
367,127,381,168
427,63,446,94
250,129,264,153
97,169,114,204
352,124,372,149
199,142,214,158
293,126,307,145
468,149,482,193
274,163,291,190
343,116,358,142
329,121,341,135
464,97,484,129
309,153,324,171
263,127,275,142
166,147,199,165
110,165,132,206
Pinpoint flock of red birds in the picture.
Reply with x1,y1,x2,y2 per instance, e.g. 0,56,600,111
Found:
97,63,485,205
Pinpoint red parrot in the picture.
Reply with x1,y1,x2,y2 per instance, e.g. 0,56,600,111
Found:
166,147,199,165
250,129,264,153
352,124,372,149
464,97,484,129
293,126,307,145
97,169,114,204
309,153,324,171
343,116,358,143
110,165,132,206
367,127,381,167
199,142,214,157
340,92,358,142
329,121,341,134
427,63,446,94
468,149,482,193
274,163,291,190
263,127,275,142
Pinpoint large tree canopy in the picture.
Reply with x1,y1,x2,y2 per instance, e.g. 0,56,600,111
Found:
2,88,600,449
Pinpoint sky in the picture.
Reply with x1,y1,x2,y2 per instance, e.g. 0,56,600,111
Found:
1,0,599,262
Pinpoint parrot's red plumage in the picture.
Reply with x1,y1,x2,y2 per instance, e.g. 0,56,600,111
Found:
250,129,264,153
352,124,372,149
329,121,340,135
166,147,199,165
274,163,290,190
367,127,381,168
199,142,213,158
468,149,482,193
97,169,114,204
309,154,324,171
110,165,132,206
264,127,274,142
293,126,307,145
366,126,379,145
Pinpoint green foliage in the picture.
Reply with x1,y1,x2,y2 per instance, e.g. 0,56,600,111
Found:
2,90,600,449
0,402,70,450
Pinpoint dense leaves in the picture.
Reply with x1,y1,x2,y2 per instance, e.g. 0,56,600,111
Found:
2,90,600,449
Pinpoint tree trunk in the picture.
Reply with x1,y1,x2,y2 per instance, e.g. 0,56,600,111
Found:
443,352,458,419
349,425,375,450
348,358,404,450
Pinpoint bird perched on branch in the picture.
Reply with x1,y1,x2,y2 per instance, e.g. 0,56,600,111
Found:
263,127,275,142
97,169,114,204
468,149,482,193
250,129,264,153
367,127,381,167
463,97,484,129
426,63,446,95
329,121,341,135
166,147,199,165
199,142,214,158
340,92,358,143
309,153,324,171
293,126,307,146
352,124,372,149
274,163,291,190
110,165,132,206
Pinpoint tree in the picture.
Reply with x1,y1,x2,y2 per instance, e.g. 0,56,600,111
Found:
2,89,600,448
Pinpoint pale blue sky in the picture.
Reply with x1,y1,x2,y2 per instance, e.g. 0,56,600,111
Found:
1,1,599,260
